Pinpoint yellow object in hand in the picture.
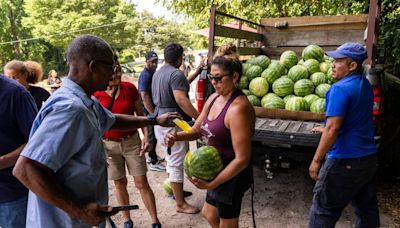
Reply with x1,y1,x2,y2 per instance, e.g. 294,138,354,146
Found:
173,118,192,133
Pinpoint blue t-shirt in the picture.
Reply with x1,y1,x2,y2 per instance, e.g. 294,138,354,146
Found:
0,74,37,203
325,73,376,159
21,78,115,228
138,67,155,115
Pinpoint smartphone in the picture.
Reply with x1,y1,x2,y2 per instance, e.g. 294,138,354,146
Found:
111,205,139,212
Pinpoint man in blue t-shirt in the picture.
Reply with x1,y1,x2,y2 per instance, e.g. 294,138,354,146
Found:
0,74,37,228
308,43,379,228
138,51,166,172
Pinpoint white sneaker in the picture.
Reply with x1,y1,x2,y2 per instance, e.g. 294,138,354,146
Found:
149,161,166,172
146,154,165,164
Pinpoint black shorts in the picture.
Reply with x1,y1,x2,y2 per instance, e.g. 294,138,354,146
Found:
205,189,245,219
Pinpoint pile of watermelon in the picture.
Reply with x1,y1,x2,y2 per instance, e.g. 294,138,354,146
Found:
241,44,335,114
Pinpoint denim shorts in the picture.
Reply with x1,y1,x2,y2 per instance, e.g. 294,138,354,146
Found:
0,195,27,228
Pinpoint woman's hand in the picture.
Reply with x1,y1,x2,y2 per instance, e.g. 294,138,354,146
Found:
165,132,177,148
140,138,149,156
188,176,215,189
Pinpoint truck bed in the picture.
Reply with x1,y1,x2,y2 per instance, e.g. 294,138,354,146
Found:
253,118,323,147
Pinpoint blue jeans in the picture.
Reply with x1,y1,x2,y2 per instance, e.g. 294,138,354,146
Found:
0,195,27,228
309,154,379,228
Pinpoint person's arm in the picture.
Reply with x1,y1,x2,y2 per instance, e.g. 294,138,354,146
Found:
13,156,115,226
140,91,154,113
191,97,256,189
187,59,205,84
0,143,26,170
111,112,180,131
309,116,343,181
173,90,199,120
134,99,149,155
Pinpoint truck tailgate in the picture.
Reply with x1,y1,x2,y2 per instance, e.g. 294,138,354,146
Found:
253,117,324,147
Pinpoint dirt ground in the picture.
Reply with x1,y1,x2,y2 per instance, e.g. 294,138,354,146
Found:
108,144,400,228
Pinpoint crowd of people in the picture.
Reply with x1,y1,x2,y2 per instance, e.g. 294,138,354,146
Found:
0,34,379,228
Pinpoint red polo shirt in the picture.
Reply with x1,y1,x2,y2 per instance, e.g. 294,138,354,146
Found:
94,81,139,140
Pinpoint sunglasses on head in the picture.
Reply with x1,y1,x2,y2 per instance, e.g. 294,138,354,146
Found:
207,73,231,83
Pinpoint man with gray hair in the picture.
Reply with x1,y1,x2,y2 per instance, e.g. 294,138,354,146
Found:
13,34,179,228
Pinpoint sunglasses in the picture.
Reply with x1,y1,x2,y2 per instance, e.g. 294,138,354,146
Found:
92,59,119,73
207,73,230,83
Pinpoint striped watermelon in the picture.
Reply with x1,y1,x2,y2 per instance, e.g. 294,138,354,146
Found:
302,44,325,62
285,97,307,111
269,60,286,76
248,55,271,69
303,59,320,75
326,67,338,84
262,95,285,109
247,95,261,107
310,72,327,86
310,98,326,113
315,83,331,98
280,50,298,68
298,59,304,65
288,65,308,82
272,77,294,97
184,146,223,181
242,89,252,96
238,76,249,89
246,65,263,80
261,67,281,85
319,62,331,73
283,94,296,104
304,94,320,109
163,178,173,195
294,79,315,97
242,63,251,75
249,77,269,97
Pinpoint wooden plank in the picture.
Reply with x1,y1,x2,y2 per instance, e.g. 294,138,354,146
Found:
263,29,365,47
261,15,368,27
214,46,262,56
214,25,263,41
264,23,366,32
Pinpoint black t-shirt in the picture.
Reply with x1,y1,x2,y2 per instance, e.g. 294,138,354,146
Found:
28,86,50,110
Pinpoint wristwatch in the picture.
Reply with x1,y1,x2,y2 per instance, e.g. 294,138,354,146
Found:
147,115,157,125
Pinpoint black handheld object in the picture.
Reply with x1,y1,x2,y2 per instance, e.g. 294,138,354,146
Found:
167,147,172,155
111,205,139,212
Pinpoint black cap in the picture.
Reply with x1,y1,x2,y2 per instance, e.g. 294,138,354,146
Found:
145,51,158,61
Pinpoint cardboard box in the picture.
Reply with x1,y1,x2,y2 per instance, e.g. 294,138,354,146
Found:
254,107,325,122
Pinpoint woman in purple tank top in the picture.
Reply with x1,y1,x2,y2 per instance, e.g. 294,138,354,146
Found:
165,44,255,228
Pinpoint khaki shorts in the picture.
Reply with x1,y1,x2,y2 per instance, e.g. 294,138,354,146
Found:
103,132,147,180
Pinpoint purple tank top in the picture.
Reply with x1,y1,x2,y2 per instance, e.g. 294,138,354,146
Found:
201,90,243,163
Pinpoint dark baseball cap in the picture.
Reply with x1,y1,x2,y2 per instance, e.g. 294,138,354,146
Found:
145,51,158,61
326,42,367,63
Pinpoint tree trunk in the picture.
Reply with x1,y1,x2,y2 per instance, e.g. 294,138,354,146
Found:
7,5,21,58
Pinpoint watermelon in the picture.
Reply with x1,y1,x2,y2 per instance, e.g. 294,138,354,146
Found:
238,76,249,89
294,79,315,97
303,59,320,75
242,89,252,96
283,94,296,104
247,95,261,106
298,59,304,65
242,63,251,75
184,146,223,181
315,83,331,98
261,93,279,107
280,50,298,68
261,67,281,85
163,178,173,196
281,75,288,78
272,77,294,97
319,62,331,73
310,72,327,86
304,94,320,108
262,95,285,109
268,60,286,76
288,65,308,82
249,55,271,69
324,55,334,62
310,98,326,113
302,44,325,62
326,67,338,84
246,65,263,80
285,97,307,111
249,77,269,97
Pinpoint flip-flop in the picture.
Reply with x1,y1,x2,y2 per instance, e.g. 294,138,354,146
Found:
172,190,193,200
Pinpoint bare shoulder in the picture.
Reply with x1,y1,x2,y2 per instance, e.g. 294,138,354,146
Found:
230,95,254,115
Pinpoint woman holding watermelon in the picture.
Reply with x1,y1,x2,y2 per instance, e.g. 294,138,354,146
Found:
165,44,255,228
